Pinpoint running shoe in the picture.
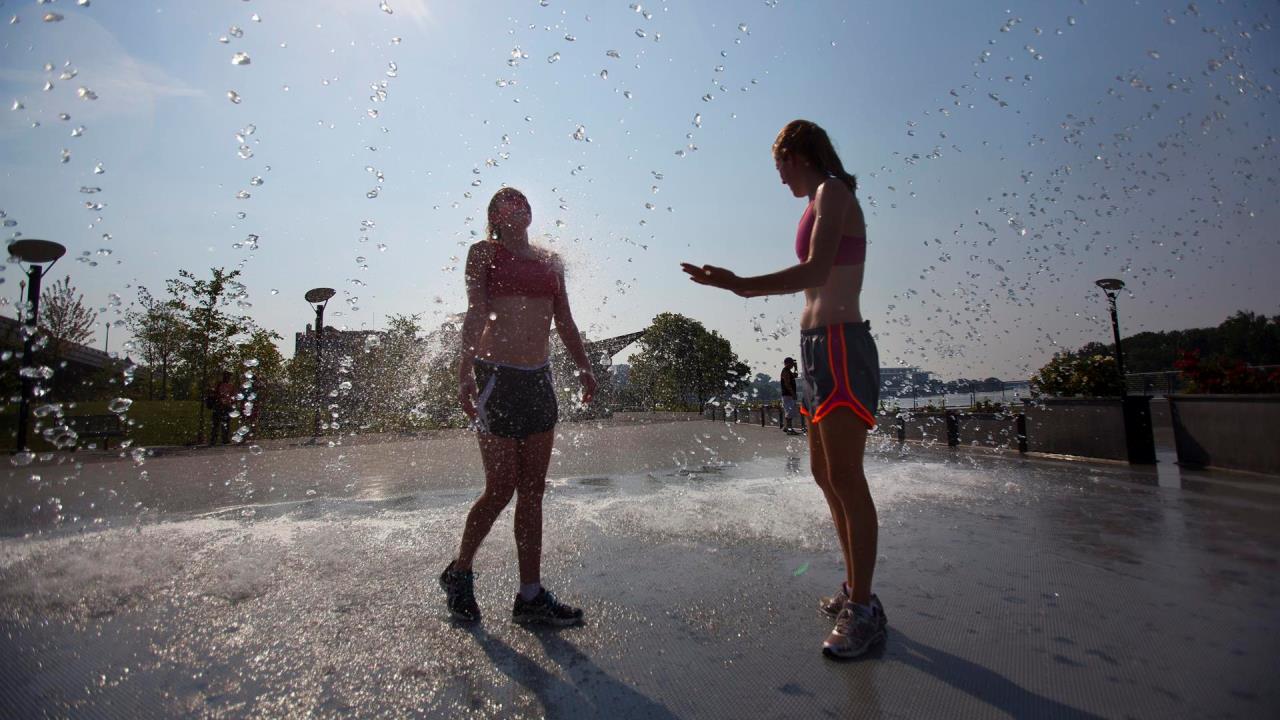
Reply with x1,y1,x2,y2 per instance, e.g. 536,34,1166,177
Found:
438,560,481,622
822,600,886,659
819,584,849,618
512,588,584,626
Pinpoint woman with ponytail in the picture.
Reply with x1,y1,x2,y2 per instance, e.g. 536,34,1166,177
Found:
681,119,886,659
439,187,597,626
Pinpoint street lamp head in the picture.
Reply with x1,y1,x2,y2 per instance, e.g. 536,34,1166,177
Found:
1095,278,1125,292
8,239,66,265
304,287,336,304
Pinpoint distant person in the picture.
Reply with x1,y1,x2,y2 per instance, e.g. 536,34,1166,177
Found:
207,370,236,445
440,187,597,625
780,357,800,435
682,119,886,659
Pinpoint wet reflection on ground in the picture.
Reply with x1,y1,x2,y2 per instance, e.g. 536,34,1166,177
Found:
1,422,1277,718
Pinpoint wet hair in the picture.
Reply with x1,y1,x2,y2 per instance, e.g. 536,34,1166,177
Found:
486,187,529,244
772,119,857,194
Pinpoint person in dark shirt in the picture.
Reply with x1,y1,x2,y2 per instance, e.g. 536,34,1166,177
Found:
780,357,800,434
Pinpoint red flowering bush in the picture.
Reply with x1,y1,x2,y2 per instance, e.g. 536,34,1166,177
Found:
1174,350,1280,394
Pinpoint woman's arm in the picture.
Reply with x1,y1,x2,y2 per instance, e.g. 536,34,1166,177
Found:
457,242,493,418
682,180,853,296
551,267,597,403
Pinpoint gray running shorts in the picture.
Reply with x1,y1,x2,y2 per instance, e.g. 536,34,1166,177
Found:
799,321,879,428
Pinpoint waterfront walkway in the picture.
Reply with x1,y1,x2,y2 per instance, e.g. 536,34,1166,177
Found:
2,419,1277,718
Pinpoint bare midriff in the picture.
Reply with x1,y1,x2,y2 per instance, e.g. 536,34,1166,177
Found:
475,295,555,366
801,263,864,330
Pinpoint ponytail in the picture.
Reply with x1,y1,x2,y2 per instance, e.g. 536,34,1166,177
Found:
772,119,857,194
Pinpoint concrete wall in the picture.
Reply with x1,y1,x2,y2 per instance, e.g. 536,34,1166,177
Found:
956,413,1022,451
1168,395,1280,475
1023,398,1129,461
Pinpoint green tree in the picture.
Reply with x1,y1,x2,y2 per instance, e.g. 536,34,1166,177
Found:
165,268,256,442
1030,351,1124,397
38,276,98,360
126,286,187,399
628,312,750,410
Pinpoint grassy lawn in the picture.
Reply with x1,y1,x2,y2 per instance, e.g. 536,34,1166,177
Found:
1,400,225,451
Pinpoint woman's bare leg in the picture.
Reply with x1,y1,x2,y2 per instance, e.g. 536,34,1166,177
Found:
817,409,877,605
455,433,520,570
514,429,555,585
809,421,855,590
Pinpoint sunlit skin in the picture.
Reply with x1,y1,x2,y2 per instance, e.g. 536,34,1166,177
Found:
681,146,878,608
453,189,597,585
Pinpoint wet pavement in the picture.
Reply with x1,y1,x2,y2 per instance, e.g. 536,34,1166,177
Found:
2,419,1278,718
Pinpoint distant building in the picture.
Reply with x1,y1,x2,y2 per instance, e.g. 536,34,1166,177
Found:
294,324,383,359
0,315,118,374
880,366,931,396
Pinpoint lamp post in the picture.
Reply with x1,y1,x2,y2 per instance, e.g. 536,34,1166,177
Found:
1094,278,1128,396
1095,277,1156,464
8,239,67,453
304,287,335,439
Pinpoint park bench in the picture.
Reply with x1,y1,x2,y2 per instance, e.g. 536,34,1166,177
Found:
66,414,125,450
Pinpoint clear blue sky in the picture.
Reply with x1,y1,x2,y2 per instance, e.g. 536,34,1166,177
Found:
3,0,1278,380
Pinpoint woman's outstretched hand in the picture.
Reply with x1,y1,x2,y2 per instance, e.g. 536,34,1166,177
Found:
578,370,598,405
458,374,478,420
681,262,740,291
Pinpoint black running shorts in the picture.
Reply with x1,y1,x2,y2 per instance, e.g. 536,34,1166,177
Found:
473,359,559,439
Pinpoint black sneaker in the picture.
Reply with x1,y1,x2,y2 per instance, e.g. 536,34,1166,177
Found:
438,560,480,622
512,588,584,626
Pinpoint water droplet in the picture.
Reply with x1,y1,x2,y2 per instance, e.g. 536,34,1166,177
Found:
238,145,254,159
227,90,242,104
229,25,244,38
43,12,64,23
391,36,402,44
42,81,54,92
249,176,263,186
1147,50,1160,60
366,187,380,198
379,0,394,14
693,113,702,127
386,62,398,78
488,312,498,321
70,125,84,137
92,162,104,174
231,52,251,66
606,49,620,59
738,22,748,33
571,124,587,141
58,112,70,121
79,186,100,193
10,99,22,111
236,190,251,199
635,28,646,38
564,34,576,42
599,69,608,79
108,398,133,414
547,52,561,63
77,87,98,101
623,90,632,99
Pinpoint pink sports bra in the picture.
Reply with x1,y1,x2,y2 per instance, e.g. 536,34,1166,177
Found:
487,243,561,298
794,202,866,266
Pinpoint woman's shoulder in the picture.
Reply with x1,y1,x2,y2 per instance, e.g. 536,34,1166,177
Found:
468,239,499,260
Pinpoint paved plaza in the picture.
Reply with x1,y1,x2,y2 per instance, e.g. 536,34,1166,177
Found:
2,418,1278,718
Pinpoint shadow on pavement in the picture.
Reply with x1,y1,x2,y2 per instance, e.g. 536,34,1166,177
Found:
891,629,1106,720
466,624,678,720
